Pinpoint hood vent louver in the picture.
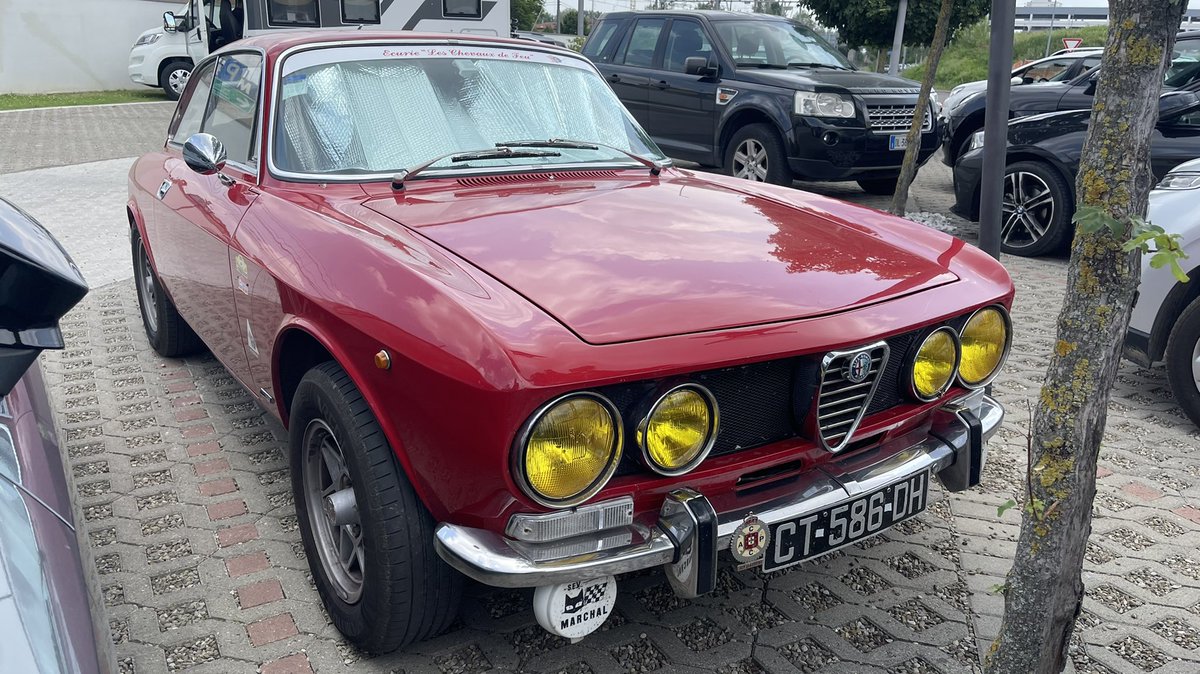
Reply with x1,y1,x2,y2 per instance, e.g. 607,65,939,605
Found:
456,170,619,188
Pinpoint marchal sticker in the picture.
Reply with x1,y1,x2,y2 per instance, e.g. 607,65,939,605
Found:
533,576,617,639
730,515,769,564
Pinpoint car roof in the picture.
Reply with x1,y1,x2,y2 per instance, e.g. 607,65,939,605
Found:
598,10,793,21
225,30,578,60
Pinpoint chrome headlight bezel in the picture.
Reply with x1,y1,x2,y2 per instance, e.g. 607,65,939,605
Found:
906,327,963,402
511,391,624,508
636,383,720,477
967,130,986,153
957,305,1013,389
135,32,163,46
794,90,856,119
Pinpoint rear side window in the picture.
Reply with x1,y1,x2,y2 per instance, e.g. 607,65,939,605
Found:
583,20,621,62
620,18,665,68
267,0,319,26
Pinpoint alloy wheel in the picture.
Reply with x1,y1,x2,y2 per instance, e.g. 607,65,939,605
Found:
302,419,365,604
733,139,768,181
168,68,190,96
136,244,159,334
1192,337,1200,392
1000,171,1056,250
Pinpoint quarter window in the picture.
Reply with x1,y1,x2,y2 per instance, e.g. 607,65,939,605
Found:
170,62,216,144
201,53,264,166
443,0,482,18
342,0,380,24
267,0,319,27
621,19,665,68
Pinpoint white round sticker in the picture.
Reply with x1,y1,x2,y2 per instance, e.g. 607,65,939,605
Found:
532,575,617,639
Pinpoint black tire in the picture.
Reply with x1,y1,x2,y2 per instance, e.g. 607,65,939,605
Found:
724,123,793,186
290,361,462,653
999,160,1074,257
159,60,192,101
132,229,203,357
857,176,899,195
1165,297,1200,429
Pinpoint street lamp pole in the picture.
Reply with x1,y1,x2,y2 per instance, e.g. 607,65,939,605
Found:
1044,1,1059,58
888,0,908,76
979,0,1017,260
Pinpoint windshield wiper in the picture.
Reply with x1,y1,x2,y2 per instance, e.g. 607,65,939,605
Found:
494,139,666,175
391,147,560,190
734,61,787,69
788,62,851,70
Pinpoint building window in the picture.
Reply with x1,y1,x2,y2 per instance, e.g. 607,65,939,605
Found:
443,0,482,19
268,0,319,27
342,0,380,24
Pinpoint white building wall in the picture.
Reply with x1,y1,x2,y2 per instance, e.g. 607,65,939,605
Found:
0,0,175,93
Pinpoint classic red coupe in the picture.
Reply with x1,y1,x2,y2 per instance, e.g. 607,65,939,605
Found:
128,31,1013,652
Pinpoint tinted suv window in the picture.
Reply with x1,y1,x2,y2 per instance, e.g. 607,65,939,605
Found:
1024,59,1071,82
583,20,621,62
171,62,216,143
621,18,665,68
202,53,263,166
664,20,713,73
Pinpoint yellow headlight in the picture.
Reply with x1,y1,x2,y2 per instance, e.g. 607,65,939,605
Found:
521,394,620,505
959,307,1009,386
912,328,959,400
639,386,717,475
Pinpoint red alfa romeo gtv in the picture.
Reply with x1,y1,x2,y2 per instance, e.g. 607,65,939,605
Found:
128,31,1013,652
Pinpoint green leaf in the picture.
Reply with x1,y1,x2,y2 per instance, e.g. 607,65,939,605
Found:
1171,257,1190,283
997,499,1017,517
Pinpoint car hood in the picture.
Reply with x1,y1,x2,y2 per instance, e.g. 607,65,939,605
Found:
364,172,958,345
1008,108,1090,144
733,68,919,93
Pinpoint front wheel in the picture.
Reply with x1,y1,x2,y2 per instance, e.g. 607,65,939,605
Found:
725,123,793,186
291,361,461,653
1165,298,1200,429
998,160,1074,257
159,60,192,101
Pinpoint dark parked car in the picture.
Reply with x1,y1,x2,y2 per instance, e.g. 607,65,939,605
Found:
951,90,1200,256
942,32,1200,165
0,198,101,672
583,10,941,193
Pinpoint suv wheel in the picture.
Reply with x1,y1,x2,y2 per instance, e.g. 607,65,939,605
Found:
725,124,792,186
159,60,192,101
1165,297,1200,429
999,160,1073,257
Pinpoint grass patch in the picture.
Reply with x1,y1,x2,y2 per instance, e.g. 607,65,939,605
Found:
904,22,1110,89
0,89,167,112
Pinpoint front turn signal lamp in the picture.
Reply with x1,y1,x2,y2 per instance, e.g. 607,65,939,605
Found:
515,393,622,507
910,327,961,401
958,306,1011,387
638,385,719,476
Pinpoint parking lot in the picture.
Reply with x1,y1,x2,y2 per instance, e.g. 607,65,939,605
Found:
5,101,1200,674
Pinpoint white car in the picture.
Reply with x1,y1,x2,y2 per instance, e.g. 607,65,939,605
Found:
1127,156,1200,426
941,49,1104,119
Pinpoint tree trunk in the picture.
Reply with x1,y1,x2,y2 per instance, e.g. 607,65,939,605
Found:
887,0,953,215
985,2,1188,672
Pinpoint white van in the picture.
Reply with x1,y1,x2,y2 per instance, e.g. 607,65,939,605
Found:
129,0,512,99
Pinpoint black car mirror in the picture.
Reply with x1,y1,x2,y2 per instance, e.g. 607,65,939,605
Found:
684,57,717,78
0,199,88,397
183,134,228,176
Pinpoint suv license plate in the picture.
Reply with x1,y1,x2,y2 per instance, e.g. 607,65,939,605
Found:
889,134,908,151
762,471,929,572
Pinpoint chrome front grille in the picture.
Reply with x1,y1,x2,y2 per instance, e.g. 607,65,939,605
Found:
866,104,933,133
817,342,890,451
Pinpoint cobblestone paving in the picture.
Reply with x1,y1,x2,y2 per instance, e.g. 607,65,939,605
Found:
13,104,1200,673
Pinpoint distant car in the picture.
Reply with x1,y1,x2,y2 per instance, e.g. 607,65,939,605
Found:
0,198,98,672
1127,156,1200,427
939,49,1104,135
951,90,1200,256
942,33,1200,165
583,10,941,193
129,29,1013,653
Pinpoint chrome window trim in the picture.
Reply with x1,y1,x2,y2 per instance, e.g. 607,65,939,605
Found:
265,38,669,183
636,383,720,477
956,304,1013,389
510,391,624,509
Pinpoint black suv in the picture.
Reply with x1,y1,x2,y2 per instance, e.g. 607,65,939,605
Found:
583,10,940,193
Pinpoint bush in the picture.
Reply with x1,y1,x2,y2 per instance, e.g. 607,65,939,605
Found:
902,22,1109,88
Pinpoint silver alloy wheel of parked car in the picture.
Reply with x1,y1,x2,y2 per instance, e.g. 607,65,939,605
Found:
1001,170,1055,249
167,68,190,96
732,138,769,181
303,418,365,605
135,244,158,334
1192,338,1200,392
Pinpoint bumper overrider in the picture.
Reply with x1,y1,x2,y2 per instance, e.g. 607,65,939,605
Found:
435,389,1001,638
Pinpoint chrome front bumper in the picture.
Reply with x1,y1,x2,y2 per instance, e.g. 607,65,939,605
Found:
434,391,1002,590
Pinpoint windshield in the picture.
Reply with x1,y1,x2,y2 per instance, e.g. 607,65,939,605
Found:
273,45,666,177
712,20,852,69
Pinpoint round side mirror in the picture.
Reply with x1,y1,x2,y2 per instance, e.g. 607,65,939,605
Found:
182,133,227,176
163,12,179,33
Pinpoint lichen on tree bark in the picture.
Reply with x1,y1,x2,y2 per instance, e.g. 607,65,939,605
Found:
985,2,1188,673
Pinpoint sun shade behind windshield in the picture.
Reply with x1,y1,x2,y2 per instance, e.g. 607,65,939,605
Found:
274,46,662,176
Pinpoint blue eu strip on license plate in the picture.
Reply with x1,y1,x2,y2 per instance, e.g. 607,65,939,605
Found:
762,471,929,572
889,134,908,151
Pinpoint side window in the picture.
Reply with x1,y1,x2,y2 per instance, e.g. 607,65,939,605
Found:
620,18,665,68
170,62,216,144
202,53,264,166
1024,59,1070,82
342,0,380,24
267,0,319,26
663,20,712,73
443,0,482,18
583,20,621,62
